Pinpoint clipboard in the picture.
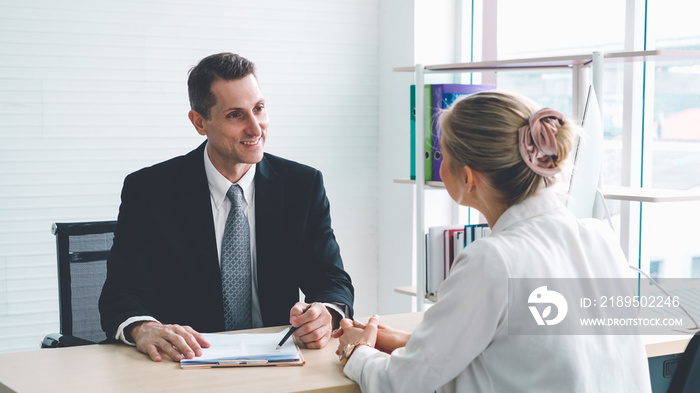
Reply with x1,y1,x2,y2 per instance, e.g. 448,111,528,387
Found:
180,328,305,369
180,351,305,369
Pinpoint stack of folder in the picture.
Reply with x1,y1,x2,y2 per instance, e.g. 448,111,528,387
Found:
410,83,494,182
425,224,491,297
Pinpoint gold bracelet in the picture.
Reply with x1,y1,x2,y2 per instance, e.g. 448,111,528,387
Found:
339,341,371,367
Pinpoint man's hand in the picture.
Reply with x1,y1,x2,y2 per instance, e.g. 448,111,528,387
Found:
128,321,211,362
289,302,334,349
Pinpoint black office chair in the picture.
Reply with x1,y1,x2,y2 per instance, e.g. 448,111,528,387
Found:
41,221,117,348
666,331,700,393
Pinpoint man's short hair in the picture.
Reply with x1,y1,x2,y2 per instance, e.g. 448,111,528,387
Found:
187,52,257,120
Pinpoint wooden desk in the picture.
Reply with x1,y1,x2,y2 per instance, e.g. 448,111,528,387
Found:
644,334,693,358
0,313,424,393
0,312,691,392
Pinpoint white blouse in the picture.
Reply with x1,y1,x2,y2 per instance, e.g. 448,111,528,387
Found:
344,188,652,393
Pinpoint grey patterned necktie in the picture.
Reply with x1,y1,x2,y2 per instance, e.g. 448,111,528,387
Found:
220,184,252,330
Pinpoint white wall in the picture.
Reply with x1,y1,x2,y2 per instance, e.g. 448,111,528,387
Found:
376,0,464,314
0,0,381,353
377,0,415,314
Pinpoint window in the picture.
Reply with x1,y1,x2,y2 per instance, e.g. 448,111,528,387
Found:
496,0,625,120
650,259,665,280
639,0,700,278
470,0,700,279
691,257,700,278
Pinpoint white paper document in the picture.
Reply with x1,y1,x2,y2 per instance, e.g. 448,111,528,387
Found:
180,328,303,368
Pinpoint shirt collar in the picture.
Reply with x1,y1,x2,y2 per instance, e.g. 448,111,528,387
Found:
203,147,256,208
490,187,567,234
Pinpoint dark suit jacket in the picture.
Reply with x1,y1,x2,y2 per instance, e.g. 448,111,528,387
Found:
99,142,354,339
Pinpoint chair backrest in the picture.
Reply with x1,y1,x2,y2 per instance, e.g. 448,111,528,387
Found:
667,331,700,393
52,221,117,344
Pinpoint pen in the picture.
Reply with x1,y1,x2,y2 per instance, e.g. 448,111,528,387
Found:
276,303,313,349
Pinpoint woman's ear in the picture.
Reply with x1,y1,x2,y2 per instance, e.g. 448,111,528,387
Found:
463,165,476,192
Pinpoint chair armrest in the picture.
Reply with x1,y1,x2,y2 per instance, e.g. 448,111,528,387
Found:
41,333,95,348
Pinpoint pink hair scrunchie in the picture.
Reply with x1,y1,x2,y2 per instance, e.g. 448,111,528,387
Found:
518,108,564,177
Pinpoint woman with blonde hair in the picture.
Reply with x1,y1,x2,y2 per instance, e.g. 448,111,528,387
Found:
334,91,651,392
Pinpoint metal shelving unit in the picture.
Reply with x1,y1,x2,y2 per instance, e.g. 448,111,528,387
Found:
393,50,700,310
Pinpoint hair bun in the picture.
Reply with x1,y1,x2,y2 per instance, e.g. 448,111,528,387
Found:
518,108,564,177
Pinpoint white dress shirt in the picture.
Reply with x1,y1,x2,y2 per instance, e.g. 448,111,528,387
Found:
343,188,652,393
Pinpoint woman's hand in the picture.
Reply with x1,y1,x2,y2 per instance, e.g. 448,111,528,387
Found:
374,323,411,354
334,316,379,356
334,318,410,354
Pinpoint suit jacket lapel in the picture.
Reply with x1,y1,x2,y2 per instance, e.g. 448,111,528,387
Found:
254,155,284,312
178,142,224,311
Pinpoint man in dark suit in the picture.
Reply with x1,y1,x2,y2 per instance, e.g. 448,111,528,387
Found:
99,52,354,362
